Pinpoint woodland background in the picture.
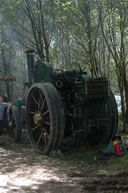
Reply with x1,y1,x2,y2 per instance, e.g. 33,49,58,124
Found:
0,0,128,131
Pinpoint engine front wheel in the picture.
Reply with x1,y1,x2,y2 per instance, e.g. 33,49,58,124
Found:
26,83,65,155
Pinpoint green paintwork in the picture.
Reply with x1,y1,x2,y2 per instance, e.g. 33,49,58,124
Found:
34,62,54,83
14,98,24,113
13,97,26,121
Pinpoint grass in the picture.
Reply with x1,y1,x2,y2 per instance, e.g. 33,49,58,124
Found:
53,134,128,174
106,153,128,171
45,145,101,170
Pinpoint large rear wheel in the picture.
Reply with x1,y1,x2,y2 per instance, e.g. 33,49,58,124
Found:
87,89,118,146
26,83,65,154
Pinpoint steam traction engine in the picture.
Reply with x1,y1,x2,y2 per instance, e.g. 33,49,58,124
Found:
10,50,118,154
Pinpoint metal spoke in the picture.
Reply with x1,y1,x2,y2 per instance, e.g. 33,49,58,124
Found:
39,90,44,104
41,127,49,136
41,128,49,147
38,99,41,111
32,124,40,131
32,96,39,106
44,121,50,126
38,95,42,111
42,110,49,116
38,90,45,111
41,99,46,112
30,111,36,115
37,133,43,145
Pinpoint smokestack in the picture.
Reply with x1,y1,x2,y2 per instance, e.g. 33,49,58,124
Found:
25,49,35,85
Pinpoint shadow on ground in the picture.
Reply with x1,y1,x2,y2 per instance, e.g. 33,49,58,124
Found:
1,134,128,193
0,134,84,193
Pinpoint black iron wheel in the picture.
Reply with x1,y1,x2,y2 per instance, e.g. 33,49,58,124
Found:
7,107,22,142
26,83,65,154
87,89,118,146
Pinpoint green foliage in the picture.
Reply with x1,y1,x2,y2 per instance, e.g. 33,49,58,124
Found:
0,0,128,118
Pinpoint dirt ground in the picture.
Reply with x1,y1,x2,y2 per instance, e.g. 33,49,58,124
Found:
0,134,128,193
